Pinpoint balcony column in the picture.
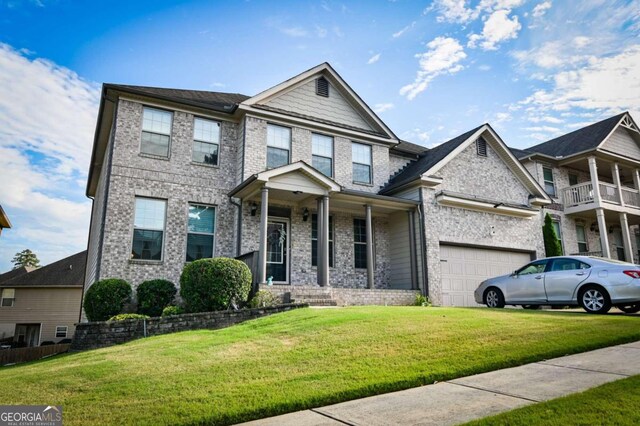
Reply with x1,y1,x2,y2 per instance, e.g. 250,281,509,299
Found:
258,187,269,284
365,204,374,289
316,197,324,286
620,213,634,263
321,195,330,287
633,169,640,191
588,156,602,204
612,163,625,206
596,208,611,258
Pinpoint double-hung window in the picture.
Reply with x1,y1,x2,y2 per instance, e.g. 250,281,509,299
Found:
543,166,556,197
186,204,216,261
576,224,588,253
55,326,68,338
192,118,220,165
267,124,291,169
141,107,172,157
354,218,368,269
311,214,334,267
552,221,564,255
312,133,333,177
132,198,166,261
1,288,15,307
352,142,372,184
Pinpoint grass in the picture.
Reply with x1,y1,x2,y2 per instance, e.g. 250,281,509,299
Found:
466,374,640,425
1,307,640,425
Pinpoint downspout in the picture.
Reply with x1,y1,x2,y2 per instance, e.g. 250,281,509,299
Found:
418,189,429,298
228,196,243,256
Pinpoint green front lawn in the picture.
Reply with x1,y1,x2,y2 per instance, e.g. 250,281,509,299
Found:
1,307,639,425
467,374,640,425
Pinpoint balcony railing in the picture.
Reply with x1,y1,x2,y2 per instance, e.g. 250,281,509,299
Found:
562,182,640,209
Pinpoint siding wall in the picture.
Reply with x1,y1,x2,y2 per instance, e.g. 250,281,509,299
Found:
388,211,411,289
602,127,640,160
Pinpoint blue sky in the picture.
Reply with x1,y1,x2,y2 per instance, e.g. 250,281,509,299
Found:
0,0,639,272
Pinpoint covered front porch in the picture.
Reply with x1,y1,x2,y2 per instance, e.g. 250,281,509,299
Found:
229,162,423,290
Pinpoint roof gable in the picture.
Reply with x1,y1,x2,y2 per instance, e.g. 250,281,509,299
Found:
600,126,640,160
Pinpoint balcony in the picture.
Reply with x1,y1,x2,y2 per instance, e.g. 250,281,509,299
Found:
563,182,640,209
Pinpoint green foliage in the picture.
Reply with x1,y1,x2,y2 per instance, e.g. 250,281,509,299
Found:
136,279,177,317
542,213,563,257
108,313,150,322
11,249,40,269
414,294,431,307
180,258,252,313
161,305,185,317
83,279,132,322
249,290,279,308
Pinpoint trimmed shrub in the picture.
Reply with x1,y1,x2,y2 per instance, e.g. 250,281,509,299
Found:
109,313,150,321
136,279,177,317
249,290,279,308
180,258,251,313
543,213,563,256
84,279,132,322
161,305,185,317
414,294,431,307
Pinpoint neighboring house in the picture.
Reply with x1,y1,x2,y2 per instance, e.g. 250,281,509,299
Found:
0,205,11,237
0,251,85,347
515,113,640,264
83,62,551,310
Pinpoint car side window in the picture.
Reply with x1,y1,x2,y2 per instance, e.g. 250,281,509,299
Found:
550,258,592,272
517,260,547,275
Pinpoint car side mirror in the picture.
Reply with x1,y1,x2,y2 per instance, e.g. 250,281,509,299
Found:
511,270,518,277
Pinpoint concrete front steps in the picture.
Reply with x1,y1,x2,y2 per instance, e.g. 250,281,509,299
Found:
290,292,337,307
259,284,419,307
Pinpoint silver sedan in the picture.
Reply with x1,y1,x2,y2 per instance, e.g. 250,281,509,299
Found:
474,256,640,314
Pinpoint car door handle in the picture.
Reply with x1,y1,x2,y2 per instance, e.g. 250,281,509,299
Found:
576,272,585,276
535,275,543,280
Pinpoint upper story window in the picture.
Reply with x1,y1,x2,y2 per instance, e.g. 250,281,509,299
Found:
316,77,329,97
311,214,334,267
576,224,588,253
352,142,372,185
476,137,487,157
186,204,216,262
132,197,166,261
192,118,221,166
141,107,173,157
568,173,578,186
312,133,333,177
267,124,291,169
1,288,15,307
543,166,556,197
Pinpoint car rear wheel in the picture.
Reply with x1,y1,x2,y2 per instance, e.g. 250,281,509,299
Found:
484,288,505,308
617,304,640,314
579,286,611,314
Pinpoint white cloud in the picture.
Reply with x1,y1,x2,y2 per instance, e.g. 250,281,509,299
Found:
0,44,97,272
573,36,590,49
495,112,512,122
524,125,561,132
468,9,522,50
512,41,588,69
400,128,432,143
367,53,381,64
392,21,416,38
374,103,395,113
400,36,467,100
429,0,526,23
532,1,552,18
528,115,564,124
210,82,226,88
280,26,308,37
478,64,492,71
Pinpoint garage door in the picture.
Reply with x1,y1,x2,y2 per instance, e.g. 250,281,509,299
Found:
440,244,533,307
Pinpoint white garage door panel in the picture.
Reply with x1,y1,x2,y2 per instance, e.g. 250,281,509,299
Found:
440,244,532,307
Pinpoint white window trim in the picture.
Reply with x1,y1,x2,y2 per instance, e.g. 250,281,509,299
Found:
352,142,373,185
542,166,556,197
311,133,334,177
131,197,167,262
192,117,221,167
353,217,374,269
576,224,588,252
266,123,292,169
186,203,216,262
1,288,15,307
140,106,173,158
55,326,68,338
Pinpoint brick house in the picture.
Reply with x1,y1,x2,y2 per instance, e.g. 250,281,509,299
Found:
84,63,554,310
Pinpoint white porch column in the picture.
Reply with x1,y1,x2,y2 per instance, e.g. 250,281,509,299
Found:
258,187,269,284
322,195,330,287
588,156,602,204
316,198,324,286
620,212,634,263
633,169,640,191
365,204,374,289
596,208,611,258
612,163,625,206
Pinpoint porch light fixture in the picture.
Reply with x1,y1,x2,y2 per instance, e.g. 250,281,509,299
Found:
250,202,258,216
302,207,309,222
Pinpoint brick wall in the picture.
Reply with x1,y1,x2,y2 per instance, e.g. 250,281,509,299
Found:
260,285,419,306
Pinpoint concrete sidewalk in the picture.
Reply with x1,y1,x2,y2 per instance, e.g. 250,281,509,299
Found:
239,340,640,426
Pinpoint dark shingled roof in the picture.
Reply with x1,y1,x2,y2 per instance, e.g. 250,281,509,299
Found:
105,84,250,113
0,266,34,284
391,140,429,157
509,147,532,159
0,251,86,288
380,125,485,194
524,113,626,158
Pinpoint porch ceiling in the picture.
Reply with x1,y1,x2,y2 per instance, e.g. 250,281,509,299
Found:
567,208,640,227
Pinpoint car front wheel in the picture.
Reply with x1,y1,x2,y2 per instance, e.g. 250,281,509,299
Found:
484,288,505,308
579,286,611,314
617,304,640,314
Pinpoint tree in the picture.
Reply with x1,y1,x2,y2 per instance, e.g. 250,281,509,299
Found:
542,213,563,257
11,249,40,269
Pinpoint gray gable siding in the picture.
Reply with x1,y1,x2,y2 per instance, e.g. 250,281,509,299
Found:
437,140,532,205
602,127,640,160
263,79,375,132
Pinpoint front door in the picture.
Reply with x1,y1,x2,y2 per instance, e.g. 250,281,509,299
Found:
266,219,288,283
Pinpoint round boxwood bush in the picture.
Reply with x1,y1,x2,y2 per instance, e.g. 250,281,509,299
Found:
180,258,252,313
161,305,184,317
84,278,132,322
109,313,150,322
249,290,279,308
136,279,177,317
